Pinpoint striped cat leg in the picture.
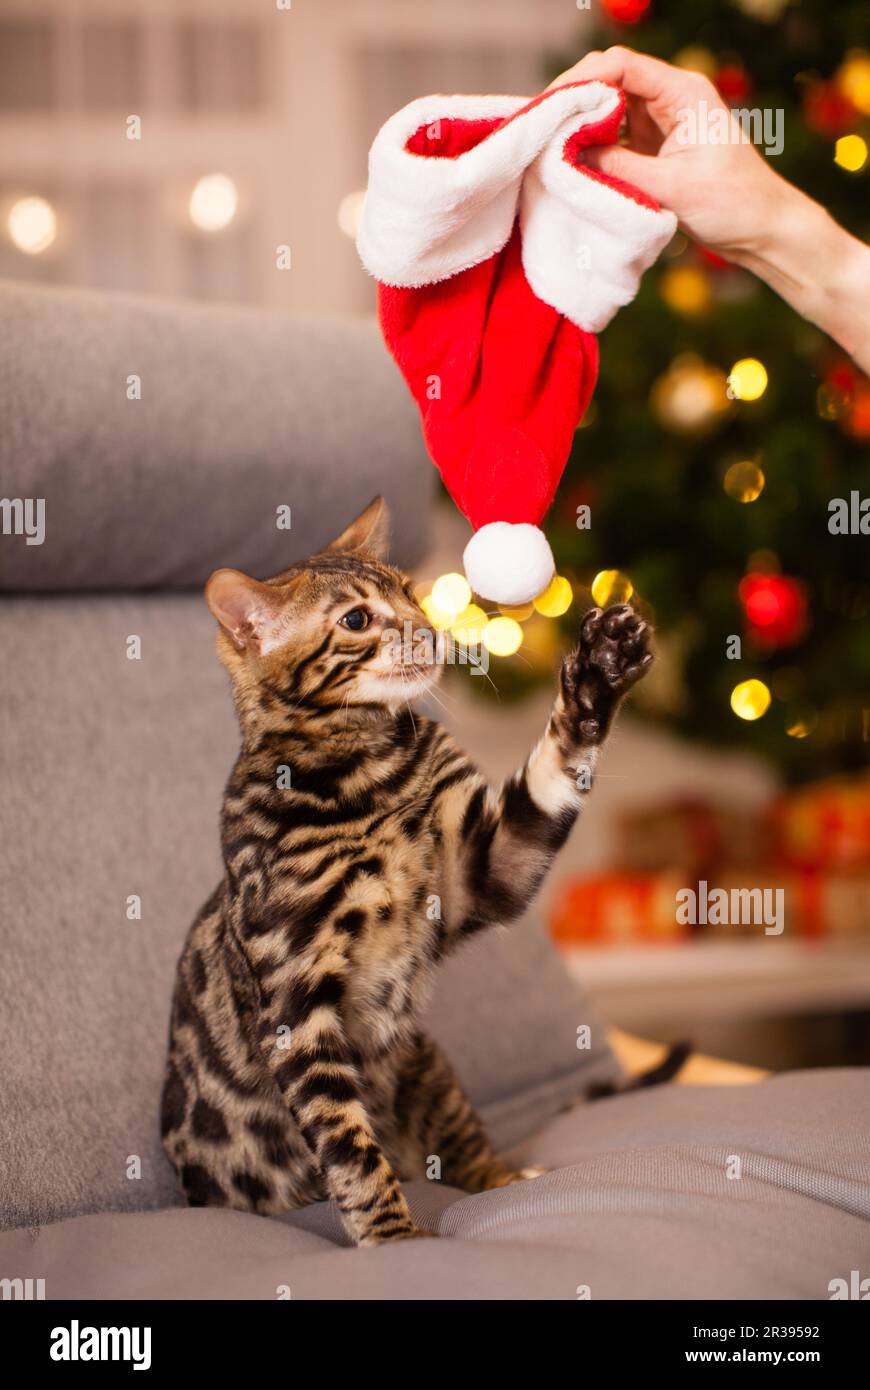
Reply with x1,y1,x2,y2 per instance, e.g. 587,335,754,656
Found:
399,1033,539,1193
442,605,653,940
262,996,431,1246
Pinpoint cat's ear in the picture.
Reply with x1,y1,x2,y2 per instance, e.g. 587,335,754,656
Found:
205,569,290,655
326,495,390,560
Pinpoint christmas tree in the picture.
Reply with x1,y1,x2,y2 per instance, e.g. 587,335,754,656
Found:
527,0,870,785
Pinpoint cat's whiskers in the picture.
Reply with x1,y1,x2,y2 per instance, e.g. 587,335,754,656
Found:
341,686,353,730
396,666,418,739
416,678,458,720
463,648,502,701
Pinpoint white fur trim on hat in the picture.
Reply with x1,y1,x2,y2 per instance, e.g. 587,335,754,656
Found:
520,137,676,333
357,83,677,332
463,522,555,605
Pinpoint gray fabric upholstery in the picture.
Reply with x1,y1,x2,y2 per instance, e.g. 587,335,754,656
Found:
1,1072,867,1300
0,590,618,1232
0,279,430,590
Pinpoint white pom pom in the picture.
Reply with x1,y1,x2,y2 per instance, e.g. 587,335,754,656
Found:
463,522,555,605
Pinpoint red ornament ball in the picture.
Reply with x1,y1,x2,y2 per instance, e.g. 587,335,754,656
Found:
826,362,857,398
716,64,752,104
802,80,857,137
602,0,651,25
739,573,808,649
845,380,870,439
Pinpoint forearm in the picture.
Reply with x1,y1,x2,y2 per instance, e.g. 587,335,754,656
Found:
735,185,870,374
441,733,587,940
438,604,652,942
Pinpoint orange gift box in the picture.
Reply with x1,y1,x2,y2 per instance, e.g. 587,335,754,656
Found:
773,775,870,872
550,872,689,946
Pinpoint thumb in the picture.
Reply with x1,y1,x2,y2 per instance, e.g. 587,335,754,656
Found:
584,145,675,209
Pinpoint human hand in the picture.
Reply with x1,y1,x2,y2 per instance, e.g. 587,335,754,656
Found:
548,46,797,267
549,45,870,378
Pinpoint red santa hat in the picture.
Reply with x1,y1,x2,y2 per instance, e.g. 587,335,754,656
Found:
357,81,677,605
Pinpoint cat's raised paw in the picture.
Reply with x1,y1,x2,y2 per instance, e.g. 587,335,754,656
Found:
580,603,654,691
561,604,654,742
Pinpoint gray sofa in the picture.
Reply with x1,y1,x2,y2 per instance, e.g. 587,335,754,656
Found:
1,281,868,1300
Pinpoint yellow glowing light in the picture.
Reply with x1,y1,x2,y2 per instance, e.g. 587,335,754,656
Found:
785,705,818,739
591,570,634,607
834,134,868,172
482,616,523,657
431,572,471,619
728,358,768,401
534,575,573,617
723,460,765,503
420,594,453,631
730,678,771,721
337,190,366,238
7,196,57,255
189,174,238,232
837,53,870,116
650,354,730,433
659,264,711,316
499,602,534,621
450,603,488,645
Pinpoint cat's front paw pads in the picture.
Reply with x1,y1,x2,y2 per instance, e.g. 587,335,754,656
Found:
561,605,653,741
581,604,654,692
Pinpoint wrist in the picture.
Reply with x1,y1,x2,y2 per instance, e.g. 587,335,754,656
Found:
734,185,870,370
731,179,825,287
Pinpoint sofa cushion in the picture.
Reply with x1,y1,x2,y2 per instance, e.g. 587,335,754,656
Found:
0,592,619,1231
0,280,431,591
1,1071,866,1299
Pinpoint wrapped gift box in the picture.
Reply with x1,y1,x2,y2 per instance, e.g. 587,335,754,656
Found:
773,774,870,871
616,797,773,878
550,868,870,943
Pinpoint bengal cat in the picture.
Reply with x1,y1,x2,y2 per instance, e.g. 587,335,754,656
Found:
161,496,653,1245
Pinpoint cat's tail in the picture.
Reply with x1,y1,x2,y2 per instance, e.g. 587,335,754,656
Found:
586,1040,693,1100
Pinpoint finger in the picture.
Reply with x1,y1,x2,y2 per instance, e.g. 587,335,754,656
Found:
584,144,675,207
625,93,664,156
546,50,604,90
549,46,720,135
556,46,685,104
549,46,668,98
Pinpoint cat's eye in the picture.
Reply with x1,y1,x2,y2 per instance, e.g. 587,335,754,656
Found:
339,607,370,632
